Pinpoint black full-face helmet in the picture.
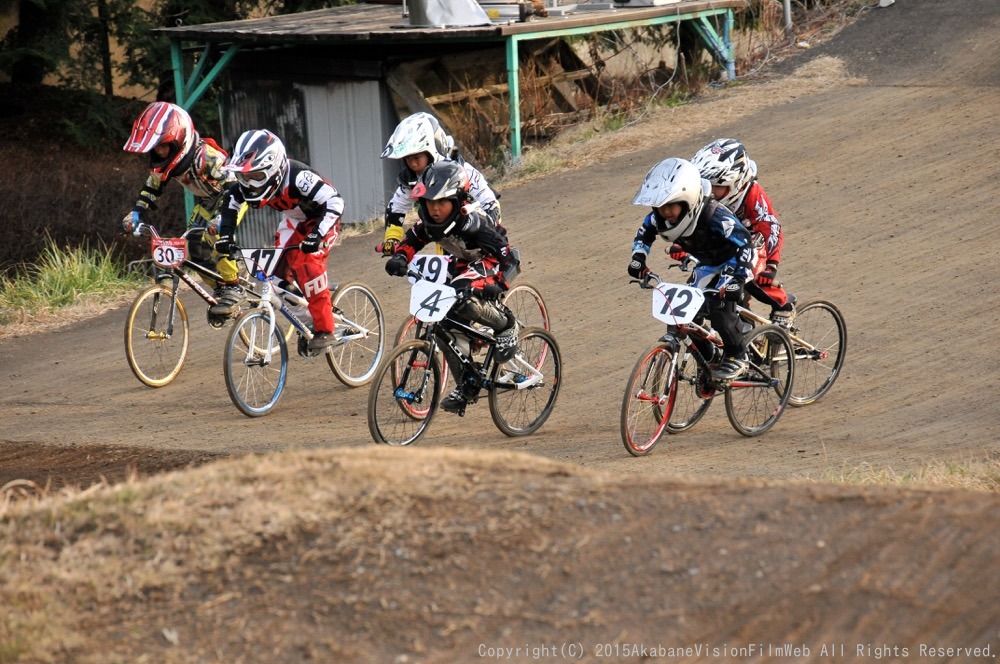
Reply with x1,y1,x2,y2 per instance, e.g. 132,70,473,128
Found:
410,160,471,238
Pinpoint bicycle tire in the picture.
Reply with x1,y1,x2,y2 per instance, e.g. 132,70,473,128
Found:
620,343,675,455
725,324,794,437
124,283,190,388
503,282,551,331
326,281,385,387
666,343,714,433
368,340,443,446
224,310,288,417
786,300,847,407
392,318,448,418
489,327,562,437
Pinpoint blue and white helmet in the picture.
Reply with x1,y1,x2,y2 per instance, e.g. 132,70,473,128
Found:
691,138,758,212
380,112,455,162
632,158,710,242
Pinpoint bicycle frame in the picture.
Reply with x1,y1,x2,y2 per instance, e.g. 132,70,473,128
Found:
236,247,377,364
736,303,828,362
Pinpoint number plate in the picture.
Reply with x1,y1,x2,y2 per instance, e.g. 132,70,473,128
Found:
239,247,285,279
151,237,187,268
651,282,705,325
407,254,451,284
409,280,457,322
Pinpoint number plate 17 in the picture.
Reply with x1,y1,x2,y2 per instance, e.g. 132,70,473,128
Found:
651,282,705,326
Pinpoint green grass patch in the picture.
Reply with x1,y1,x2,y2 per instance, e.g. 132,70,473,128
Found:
0,236,144,324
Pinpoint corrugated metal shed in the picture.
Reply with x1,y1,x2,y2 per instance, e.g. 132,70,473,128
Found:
157,0,744,240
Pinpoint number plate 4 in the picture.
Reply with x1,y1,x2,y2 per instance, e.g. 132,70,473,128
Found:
652,283,705,325
409,280,457,322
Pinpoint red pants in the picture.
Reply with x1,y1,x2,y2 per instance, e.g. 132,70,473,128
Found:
275,219,340,333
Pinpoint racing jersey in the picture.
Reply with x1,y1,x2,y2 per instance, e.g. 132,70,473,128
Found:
385,158,500,227
734,181,783,264
132,138,230,224
632,200,754,282
218,159,344,239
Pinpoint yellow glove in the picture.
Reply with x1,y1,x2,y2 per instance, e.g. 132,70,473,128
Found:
382,225,405,256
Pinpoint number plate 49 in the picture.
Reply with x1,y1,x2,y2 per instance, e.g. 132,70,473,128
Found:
651,283,705,325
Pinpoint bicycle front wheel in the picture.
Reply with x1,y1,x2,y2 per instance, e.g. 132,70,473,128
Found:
327,281,385,387
666,343,714,433
392,318,448,418
503,282,551,331
124,283,189,388
224,310,288,417
725,325,794,437
620,343,675,456
368,340,443,446
489,328,562,437
787,300,847,406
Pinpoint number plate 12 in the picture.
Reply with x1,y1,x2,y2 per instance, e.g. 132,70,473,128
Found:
651,282,705,326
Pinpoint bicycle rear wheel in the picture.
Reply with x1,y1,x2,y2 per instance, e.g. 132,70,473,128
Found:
326,281,385,387
368,340,443,445
489,328,561,436
786,300,846,406
620,343,675,456
725,325,794,437
124,283,189,388
666,343,714,433
224,310,288,417
503,282,551,331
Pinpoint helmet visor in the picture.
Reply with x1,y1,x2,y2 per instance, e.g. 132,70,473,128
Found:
235,169,269,188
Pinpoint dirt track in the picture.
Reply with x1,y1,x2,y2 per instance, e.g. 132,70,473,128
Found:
2,0,998,488
2,2,1000,661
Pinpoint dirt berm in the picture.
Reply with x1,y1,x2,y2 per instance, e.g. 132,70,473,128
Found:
1,0,998,661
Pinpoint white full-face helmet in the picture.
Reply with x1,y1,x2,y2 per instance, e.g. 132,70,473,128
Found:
632,157,710,242
380,112,455,163
691,138,757,212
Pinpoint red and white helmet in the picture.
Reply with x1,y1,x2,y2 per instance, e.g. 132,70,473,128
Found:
224,129,289,203
123,101,197,181
691,138,758,212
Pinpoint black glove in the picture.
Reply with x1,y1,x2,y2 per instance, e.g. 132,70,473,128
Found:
718,267,745,302
300,231,323,254
627,252,647,279
478,283,505,300
385,253,408,277
214,234,237,256
756,261,778,287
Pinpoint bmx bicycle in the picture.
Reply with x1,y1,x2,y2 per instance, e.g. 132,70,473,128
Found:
621,268,796,455
123,222,266,388
367,254,561,446
223,243,385,417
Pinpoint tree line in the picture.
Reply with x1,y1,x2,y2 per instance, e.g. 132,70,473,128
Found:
0,0,354,99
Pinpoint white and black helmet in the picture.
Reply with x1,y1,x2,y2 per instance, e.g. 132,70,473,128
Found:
380,112,455,162
225,129,288,203
691,138,757,212
632,157,710,242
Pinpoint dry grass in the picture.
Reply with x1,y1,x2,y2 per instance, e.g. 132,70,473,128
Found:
498,55,866,187
824,454,1000,492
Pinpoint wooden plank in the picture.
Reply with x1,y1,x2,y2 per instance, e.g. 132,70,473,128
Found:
424,68,591,104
